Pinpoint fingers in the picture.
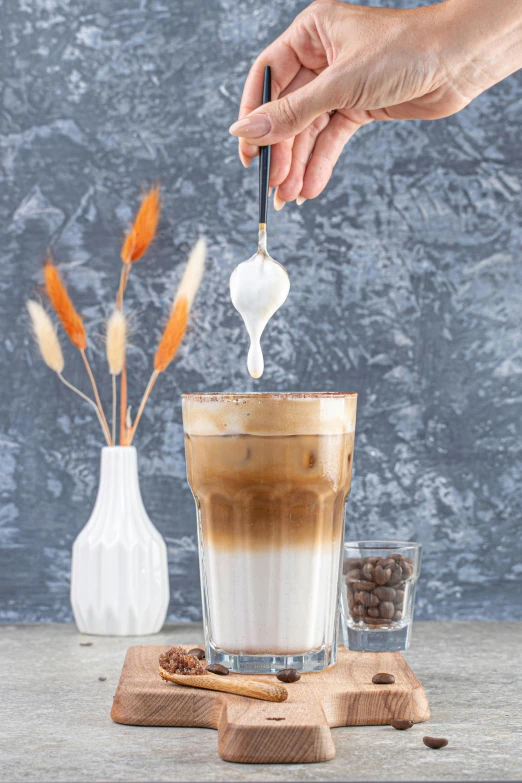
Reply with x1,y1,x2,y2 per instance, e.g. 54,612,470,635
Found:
231,68,338,146
268,66,316,187
300,112,367,200
277,112,331,203
236,34,302,167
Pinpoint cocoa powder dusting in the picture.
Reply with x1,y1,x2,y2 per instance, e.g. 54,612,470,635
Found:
159,646,206,675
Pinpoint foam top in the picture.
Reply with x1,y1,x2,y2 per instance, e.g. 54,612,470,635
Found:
182,393,357,436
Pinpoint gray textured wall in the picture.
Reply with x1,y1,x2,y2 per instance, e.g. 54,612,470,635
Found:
2,0,521,623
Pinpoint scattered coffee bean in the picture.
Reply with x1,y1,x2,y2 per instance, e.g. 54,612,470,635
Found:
98,676,107,682
372,673,395,685
276,668,301,683
188,647,206,660
80,642,93,646
206,664,229,676
391,720,413,730
379,601,395,620
423,736,449,749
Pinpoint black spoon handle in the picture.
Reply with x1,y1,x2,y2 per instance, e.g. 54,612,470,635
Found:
259,65,271,226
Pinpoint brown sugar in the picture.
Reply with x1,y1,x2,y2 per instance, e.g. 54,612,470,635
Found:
159,646,207,676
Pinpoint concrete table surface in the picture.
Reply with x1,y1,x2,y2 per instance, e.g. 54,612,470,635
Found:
1,622,520,783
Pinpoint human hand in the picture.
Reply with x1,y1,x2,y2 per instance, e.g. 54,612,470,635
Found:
230,0,522,207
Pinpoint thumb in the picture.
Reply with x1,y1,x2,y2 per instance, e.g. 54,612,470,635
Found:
229,69,338,145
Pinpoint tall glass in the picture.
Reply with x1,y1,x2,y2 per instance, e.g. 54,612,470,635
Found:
182,392,357,673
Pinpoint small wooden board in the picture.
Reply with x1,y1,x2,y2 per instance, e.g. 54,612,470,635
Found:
111,645,429,764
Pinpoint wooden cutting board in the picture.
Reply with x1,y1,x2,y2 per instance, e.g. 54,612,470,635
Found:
111,645,429,763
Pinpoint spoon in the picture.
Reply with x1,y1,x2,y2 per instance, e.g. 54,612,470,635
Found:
230,65,290,379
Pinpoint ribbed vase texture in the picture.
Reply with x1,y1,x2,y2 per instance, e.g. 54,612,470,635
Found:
70,447,169,636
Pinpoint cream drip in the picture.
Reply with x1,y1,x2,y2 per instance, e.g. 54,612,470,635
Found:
229,227,290,378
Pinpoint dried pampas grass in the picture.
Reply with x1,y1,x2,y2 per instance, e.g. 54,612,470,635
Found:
121,185,161,265
27,301,64,374
27,300,111,446
107,309,127,444
106,310,126,376
44,257,87,351
28,186,205,447
128,238,206,445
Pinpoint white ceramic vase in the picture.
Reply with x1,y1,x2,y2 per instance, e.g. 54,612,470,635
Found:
70,446,169,636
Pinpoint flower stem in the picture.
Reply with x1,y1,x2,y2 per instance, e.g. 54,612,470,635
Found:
111,373,117,446
116,263,131,445
80,349,112,446
57,373,112,447
127,370,159,446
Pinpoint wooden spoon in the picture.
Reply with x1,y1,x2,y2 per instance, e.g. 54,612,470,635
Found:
159,666,288,703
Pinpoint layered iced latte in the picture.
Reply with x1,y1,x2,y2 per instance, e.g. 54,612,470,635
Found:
182,392,357,673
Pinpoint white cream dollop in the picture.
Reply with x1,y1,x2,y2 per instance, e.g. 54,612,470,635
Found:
230,231,290,379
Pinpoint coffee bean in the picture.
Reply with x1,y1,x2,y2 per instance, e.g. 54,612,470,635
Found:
394,589,405,604
356,591,379,607
365,557,381,565
374,586,396,601
389,554,404,562
352,603,365,616
367,607,380,618
372,673,395,684
343,558,361,573
391,720,413,730
374,565,392,585
276,668,301,683
98,676,107,682
393,609,403,621
423,736,448,749
206,664,229,676
346,568,362,581
379,601,395,619
389,566,403,586
362,562,374,580
188,648,206,660
351,580,375,591
380,557,396,569
364,616,392,625
80,642,93,646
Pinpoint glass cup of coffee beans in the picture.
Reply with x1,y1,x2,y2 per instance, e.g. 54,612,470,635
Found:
341,541,422,652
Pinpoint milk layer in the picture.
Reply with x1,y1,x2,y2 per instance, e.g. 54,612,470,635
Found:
204,543,342,654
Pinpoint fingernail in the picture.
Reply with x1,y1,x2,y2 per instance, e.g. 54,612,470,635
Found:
229,114,271,139
268,187,273,197
274,189,285,211
238,149,252,169
296,195,307,206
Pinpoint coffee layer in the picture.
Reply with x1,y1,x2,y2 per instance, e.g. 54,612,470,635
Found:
182,392,357,437
185,432,354,551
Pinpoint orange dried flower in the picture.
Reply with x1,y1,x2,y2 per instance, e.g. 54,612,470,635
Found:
44,257,87,351
121,185,161,264
154,297,188,373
